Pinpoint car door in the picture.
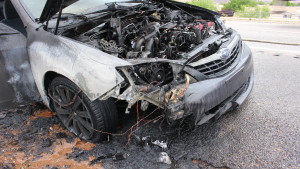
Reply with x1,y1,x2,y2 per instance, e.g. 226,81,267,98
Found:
0,0,40,110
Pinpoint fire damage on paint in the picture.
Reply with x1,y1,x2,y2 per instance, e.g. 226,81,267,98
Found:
0,23,40,109
0,0,253,142
42,0,250,124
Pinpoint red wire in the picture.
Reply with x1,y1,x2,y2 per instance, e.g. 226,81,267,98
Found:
92,108,161,136
136,101,139,128
92,107,165,146
125,114,165,146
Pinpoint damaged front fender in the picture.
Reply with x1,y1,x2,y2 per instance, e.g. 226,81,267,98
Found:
27,28,131,106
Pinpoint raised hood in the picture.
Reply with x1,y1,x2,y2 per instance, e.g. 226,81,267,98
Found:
39,0,78,23
39,0,219,23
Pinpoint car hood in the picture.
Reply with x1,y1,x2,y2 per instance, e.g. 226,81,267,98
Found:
39,0,219,23
39,0,78,23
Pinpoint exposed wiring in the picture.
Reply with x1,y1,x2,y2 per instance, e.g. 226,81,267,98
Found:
92,107,165,146
48,89,82,107
125,114,164,146
49,88,164,146
136,101,140,128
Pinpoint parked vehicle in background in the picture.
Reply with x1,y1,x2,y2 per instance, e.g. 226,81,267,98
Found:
218,9,235,17
283,12,292,18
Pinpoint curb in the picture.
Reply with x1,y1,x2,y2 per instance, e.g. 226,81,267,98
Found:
243,39,300,46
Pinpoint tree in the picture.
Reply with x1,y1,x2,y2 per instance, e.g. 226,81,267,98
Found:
222,0,257,12
187,0,217,11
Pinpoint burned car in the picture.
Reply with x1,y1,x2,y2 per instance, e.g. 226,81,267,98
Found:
0,0,253,142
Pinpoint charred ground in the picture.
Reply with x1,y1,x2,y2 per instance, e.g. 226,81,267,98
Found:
0,103,226,169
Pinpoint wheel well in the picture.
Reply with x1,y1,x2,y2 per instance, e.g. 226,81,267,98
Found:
44,72,73,112
44,71,64,93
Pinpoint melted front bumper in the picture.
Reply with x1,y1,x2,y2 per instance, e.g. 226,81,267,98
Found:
182,42,254,125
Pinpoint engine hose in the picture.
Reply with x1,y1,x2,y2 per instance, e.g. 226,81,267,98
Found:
134,30,157,51
145,38,154,52
143,38,155,58
193,27,202,44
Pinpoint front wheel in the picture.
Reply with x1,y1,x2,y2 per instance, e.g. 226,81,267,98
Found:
48,77,118,142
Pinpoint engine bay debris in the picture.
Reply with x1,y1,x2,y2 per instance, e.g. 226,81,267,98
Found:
64,2,219,60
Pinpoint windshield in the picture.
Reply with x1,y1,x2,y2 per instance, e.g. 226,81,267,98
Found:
21,0,135,19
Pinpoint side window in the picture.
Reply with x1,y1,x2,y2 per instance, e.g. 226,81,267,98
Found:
1,0,27,36
0,1,4,21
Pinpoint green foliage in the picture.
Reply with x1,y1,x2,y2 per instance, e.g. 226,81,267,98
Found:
270,0,275,5
287,2,295,6
222,0,257,12
235,6,270,18
187,0,217,11
270,0,298,6
257,1,267,5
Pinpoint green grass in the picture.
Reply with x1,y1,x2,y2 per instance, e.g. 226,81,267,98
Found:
235,6,270,18
270,0,300,6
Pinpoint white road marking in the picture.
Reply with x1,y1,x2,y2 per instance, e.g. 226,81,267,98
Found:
228,28,300,34
226,26,300,34
249,46,300,54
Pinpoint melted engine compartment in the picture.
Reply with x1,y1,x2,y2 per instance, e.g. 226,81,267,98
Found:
60,2,221,60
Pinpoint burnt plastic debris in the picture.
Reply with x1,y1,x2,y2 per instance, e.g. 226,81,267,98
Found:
89,153,125,165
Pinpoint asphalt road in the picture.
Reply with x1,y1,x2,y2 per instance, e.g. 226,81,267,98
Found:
184,21,300,168
180,21,300,168
179,47,300,169
225,21,300,45
1,21,300,169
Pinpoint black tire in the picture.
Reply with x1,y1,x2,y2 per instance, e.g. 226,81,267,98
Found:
48,76,118,142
